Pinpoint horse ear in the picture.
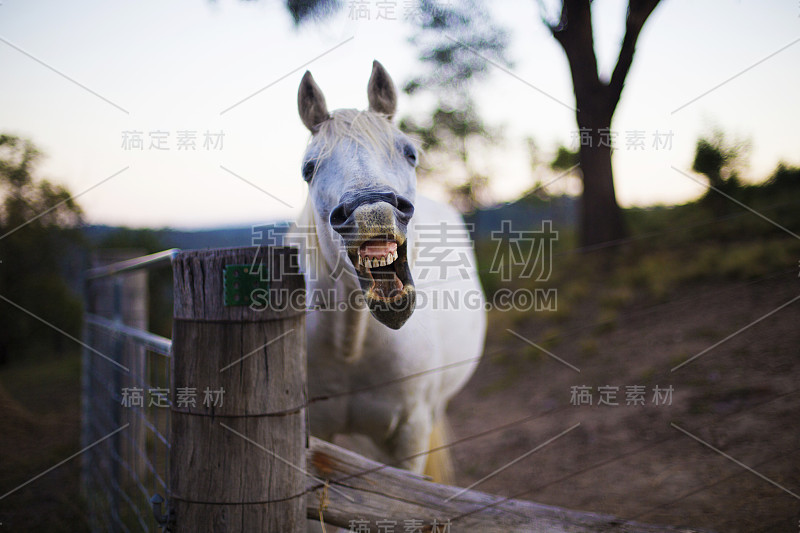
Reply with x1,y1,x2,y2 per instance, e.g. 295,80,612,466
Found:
367,60,397,119
298,71,330,132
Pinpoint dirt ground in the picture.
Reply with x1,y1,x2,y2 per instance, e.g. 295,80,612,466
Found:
447,271,800,533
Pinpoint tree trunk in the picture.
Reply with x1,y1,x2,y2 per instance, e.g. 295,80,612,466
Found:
548,0,661,248
578,115,626,248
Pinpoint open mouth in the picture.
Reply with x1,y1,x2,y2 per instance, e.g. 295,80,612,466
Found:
358,238,403,299
350,235,415,329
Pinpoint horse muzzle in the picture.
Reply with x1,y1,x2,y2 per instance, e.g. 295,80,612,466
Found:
329,191,415,329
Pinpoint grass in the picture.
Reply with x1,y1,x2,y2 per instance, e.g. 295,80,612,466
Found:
477,175,800,292
473,180,800,383
1,351,81,413
0,351,88,532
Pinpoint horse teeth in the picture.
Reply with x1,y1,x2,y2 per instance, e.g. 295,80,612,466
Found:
359,250,399,269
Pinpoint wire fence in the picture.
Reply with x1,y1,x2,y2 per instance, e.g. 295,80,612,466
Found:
81,249,177,533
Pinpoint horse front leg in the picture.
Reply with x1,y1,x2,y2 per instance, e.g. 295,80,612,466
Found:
384,404,433,475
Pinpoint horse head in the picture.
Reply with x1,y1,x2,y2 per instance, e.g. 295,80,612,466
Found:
297,61,418,329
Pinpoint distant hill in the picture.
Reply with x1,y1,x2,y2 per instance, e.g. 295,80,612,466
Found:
82,195,578,252
466,194,578,239
83,222,292,251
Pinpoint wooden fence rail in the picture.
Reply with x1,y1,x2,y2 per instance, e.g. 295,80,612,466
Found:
305,437,714,533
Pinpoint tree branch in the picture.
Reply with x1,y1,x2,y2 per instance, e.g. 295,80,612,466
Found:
607,0,661,109
547,0,602,114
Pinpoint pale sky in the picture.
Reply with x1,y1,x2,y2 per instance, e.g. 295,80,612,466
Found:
1,0,798,229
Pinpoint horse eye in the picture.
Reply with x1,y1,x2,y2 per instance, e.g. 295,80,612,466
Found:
403,144,417,165
302,161,316,182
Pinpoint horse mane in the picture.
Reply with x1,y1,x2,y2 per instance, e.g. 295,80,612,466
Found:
293,195,326,276
310,109,417,173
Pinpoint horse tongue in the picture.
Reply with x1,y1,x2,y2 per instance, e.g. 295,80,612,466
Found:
359,239,397,258
372,271,403,299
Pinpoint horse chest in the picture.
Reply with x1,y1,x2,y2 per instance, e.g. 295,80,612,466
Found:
306,320,436,439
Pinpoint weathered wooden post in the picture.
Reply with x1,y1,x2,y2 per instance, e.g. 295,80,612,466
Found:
170,246,306,532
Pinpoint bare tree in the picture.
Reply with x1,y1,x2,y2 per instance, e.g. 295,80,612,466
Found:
544,0,661,246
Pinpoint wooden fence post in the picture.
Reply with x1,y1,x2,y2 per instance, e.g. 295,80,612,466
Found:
170,246,306,532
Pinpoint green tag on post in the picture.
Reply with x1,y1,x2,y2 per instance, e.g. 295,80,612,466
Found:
223,265,269,306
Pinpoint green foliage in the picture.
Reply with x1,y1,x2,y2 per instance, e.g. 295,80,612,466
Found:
400,0,510,213
284,0,342,24
550,145,580,171
447,174,491,214
691,130,750,218
604,166,800,296
404,0,510,99
400,104,492,212
400,106,490,157
765,162,800,192
0,135,85,365
692,139,728,183
691,130,747,187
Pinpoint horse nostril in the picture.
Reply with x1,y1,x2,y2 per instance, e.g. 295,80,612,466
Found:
396,195,414,219
330,190,414,235
329,203,350,232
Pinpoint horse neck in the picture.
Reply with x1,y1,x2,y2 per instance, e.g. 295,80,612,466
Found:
296,199,371,362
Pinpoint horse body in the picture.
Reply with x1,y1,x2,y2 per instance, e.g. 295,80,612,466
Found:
302,194,485,472
293,61,486,477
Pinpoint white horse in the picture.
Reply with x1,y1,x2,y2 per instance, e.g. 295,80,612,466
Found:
293,61,486,482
